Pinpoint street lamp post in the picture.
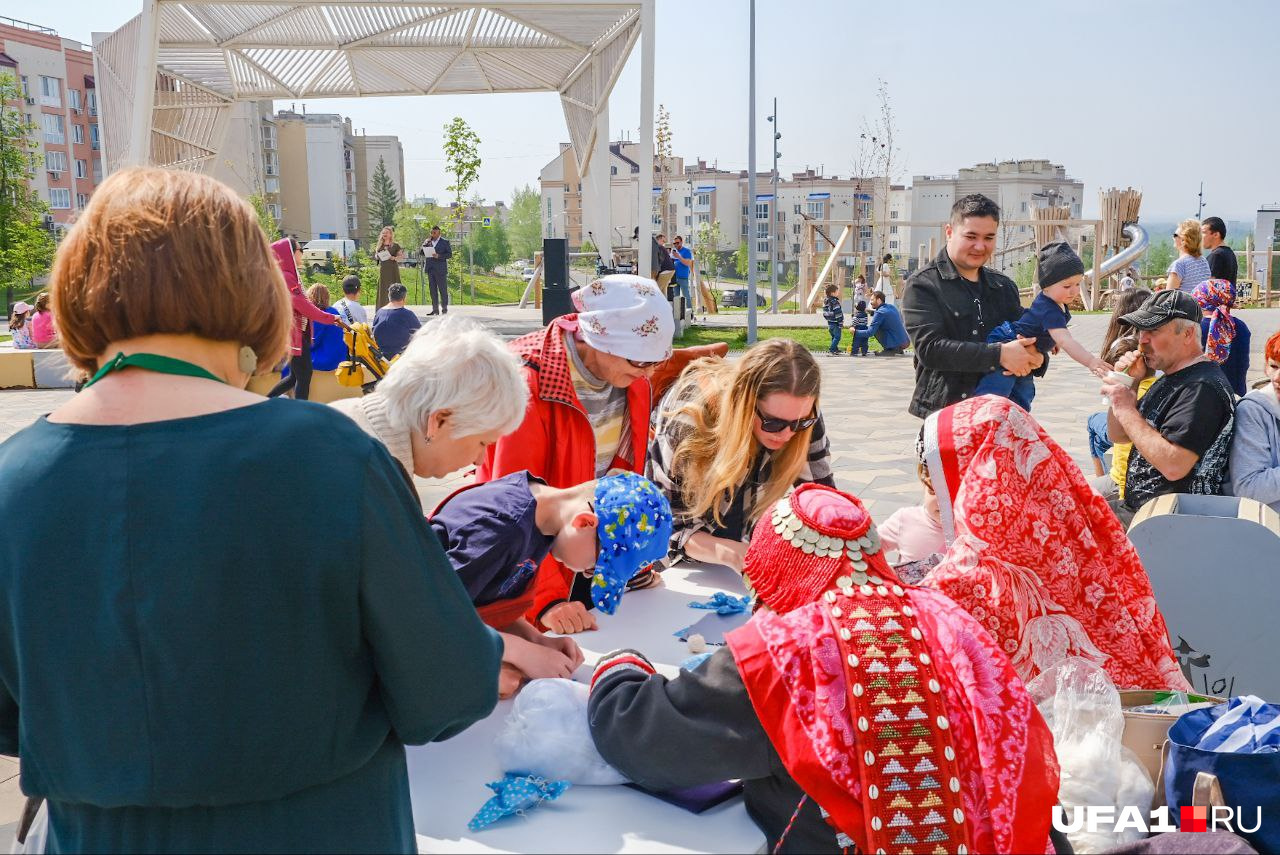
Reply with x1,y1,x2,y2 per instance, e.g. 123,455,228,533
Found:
746,0,758,344
686,177,695,315
767,98,780,313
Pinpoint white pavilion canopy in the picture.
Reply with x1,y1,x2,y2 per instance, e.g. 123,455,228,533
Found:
93,0,656,266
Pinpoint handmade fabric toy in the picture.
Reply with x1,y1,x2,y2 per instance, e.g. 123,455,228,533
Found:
590,472,673,615
688,592,751,615
467,773,570,831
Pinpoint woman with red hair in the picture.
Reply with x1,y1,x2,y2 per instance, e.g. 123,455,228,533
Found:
1230,329,1280,512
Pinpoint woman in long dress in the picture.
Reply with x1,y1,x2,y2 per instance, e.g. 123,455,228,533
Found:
876,253,895,306
375,226,405,309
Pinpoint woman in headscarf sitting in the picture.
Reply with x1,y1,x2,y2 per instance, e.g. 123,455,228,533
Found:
588,483,1059,854
918,394,1190,690
1194,278,1250,397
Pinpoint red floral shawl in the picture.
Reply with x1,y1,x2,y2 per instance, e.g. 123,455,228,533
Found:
921,395,1190,691
728,586,1058,854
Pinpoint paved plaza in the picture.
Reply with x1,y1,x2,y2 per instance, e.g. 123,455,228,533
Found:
0,307,1276,842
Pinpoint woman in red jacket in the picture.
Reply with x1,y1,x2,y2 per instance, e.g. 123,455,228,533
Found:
476,274,675,634
268,237,347,400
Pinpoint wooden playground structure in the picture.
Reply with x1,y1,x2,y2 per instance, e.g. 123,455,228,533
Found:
790,188,1280,312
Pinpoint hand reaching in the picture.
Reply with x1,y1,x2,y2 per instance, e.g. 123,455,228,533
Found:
542,601,598,634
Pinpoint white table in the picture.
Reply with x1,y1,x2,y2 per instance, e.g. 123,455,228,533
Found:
407,563,767,854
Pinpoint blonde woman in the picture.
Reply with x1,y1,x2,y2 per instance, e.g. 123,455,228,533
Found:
647,338,834,572
1168,219,1212,295
374,226,405,309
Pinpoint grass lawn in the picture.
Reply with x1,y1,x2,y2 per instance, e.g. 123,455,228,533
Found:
674,325,884,354
304,268,527,306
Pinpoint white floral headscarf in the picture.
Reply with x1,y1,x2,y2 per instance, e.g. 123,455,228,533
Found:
571,274,674,363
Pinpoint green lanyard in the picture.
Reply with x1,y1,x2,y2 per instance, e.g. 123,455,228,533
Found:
82,352,226,389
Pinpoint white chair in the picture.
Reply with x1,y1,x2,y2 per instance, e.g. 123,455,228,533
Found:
1129,494,1280,699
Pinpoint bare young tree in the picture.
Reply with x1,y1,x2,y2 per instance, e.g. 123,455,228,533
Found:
866,79,902,261
655,105,674,237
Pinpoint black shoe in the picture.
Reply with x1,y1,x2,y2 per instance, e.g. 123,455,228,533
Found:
426,311,439,316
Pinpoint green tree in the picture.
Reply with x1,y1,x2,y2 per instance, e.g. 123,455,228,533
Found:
1013,255,1037,291
442,118,481,297
507,184,542,260
393,200,450,258
733,240,750,279
247,193,279,240
368,156,398,233
1142,238,1175,280
574,238,598,270
464,220,512,272
693,220,725,285
0,72,55,291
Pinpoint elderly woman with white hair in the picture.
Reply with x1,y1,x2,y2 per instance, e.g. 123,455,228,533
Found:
332,314,529,478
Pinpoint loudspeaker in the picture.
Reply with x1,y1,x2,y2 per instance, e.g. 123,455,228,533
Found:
542,238,569,289
541,237,574,324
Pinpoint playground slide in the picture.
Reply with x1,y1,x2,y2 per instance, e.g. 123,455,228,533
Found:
1082,223,1149,307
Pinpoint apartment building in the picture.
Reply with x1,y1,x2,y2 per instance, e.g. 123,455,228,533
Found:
912,159,1084,271
540,140,683,253
0,15,101,227
353,134,405,242
540,144,906,271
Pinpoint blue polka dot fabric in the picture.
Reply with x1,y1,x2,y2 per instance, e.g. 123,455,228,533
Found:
590,472,673,616
467,773,571,831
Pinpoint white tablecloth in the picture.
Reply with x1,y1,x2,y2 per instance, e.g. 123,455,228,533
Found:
407,563,767,854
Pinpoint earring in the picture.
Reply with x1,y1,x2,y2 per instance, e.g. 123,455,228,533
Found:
238,345,258,375
423,434,433,445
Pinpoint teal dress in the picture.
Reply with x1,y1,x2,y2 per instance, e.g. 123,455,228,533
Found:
0,399,503,853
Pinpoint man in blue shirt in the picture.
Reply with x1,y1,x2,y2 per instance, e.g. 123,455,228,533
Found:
372,283,422,359
671,234,694,316
853,291,910,355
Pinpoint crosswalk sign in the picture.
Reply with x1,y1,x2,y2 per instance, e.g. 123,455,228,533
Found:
482,217,492,227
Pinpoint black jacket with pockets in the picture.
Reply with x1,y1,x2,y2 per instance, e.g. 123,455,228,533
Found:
900,248,1025,418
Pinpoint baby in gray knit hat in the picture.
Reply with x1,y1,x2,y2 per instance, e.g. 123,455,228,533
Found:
973,241,1111,412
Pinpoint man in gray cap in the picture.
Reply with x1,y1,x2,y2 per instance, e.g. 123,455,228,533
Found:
1101,290,1235,519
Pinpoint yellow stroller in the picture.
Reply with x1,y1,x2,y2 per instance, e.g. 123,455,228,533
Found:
335,322,391,394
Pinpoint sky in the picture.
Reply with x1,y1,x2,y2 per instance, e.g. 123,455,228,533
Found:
12,0,1278,220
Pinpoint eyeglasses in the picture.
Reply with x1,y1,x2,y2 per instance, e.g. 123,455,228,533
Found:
755,406,818,434
626,358,663,369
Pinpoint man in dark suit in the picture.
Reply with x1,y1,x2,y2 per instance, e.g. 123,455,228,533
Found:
422,226,452,315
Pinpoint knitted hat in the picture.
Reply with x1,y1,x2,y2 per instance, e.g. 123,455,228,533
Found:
1037,241,1085,289
590,472,674,615
572,274,675,363
744,483,888,615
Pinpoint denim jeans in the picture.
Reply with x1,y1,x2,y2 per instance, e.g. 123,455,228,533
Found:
974,369,1037,411
1087,410,1113,463
675,278,692,313
850,329,870,355
828,323,843,353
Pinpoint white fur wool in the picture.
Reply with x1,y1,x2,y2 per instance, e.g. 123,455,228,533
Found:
494,679,629,786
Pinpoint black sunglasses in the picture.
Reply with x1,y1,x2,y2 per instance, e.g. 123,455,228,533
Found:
755,406,818,434
626,358,663,369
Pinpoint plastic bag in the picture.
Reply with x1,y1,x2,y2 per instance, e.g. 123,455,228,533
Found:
1027,657,1155,854
494,678,628,786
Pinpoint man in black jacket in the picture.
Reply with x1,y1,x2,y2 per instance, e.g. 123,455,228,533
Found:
901,194,1043,418
421,225,452,315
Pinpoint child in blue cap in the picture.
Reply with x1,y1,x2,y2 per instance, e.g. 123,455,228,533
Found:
974,241,1111,411
430,470,671,697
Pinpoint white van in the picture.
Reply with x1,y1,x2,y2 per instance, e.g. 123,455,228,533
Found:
302,238,356,272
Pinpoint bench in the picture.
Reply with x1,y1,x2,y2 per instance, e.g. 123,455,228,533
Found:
0,347,75,389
